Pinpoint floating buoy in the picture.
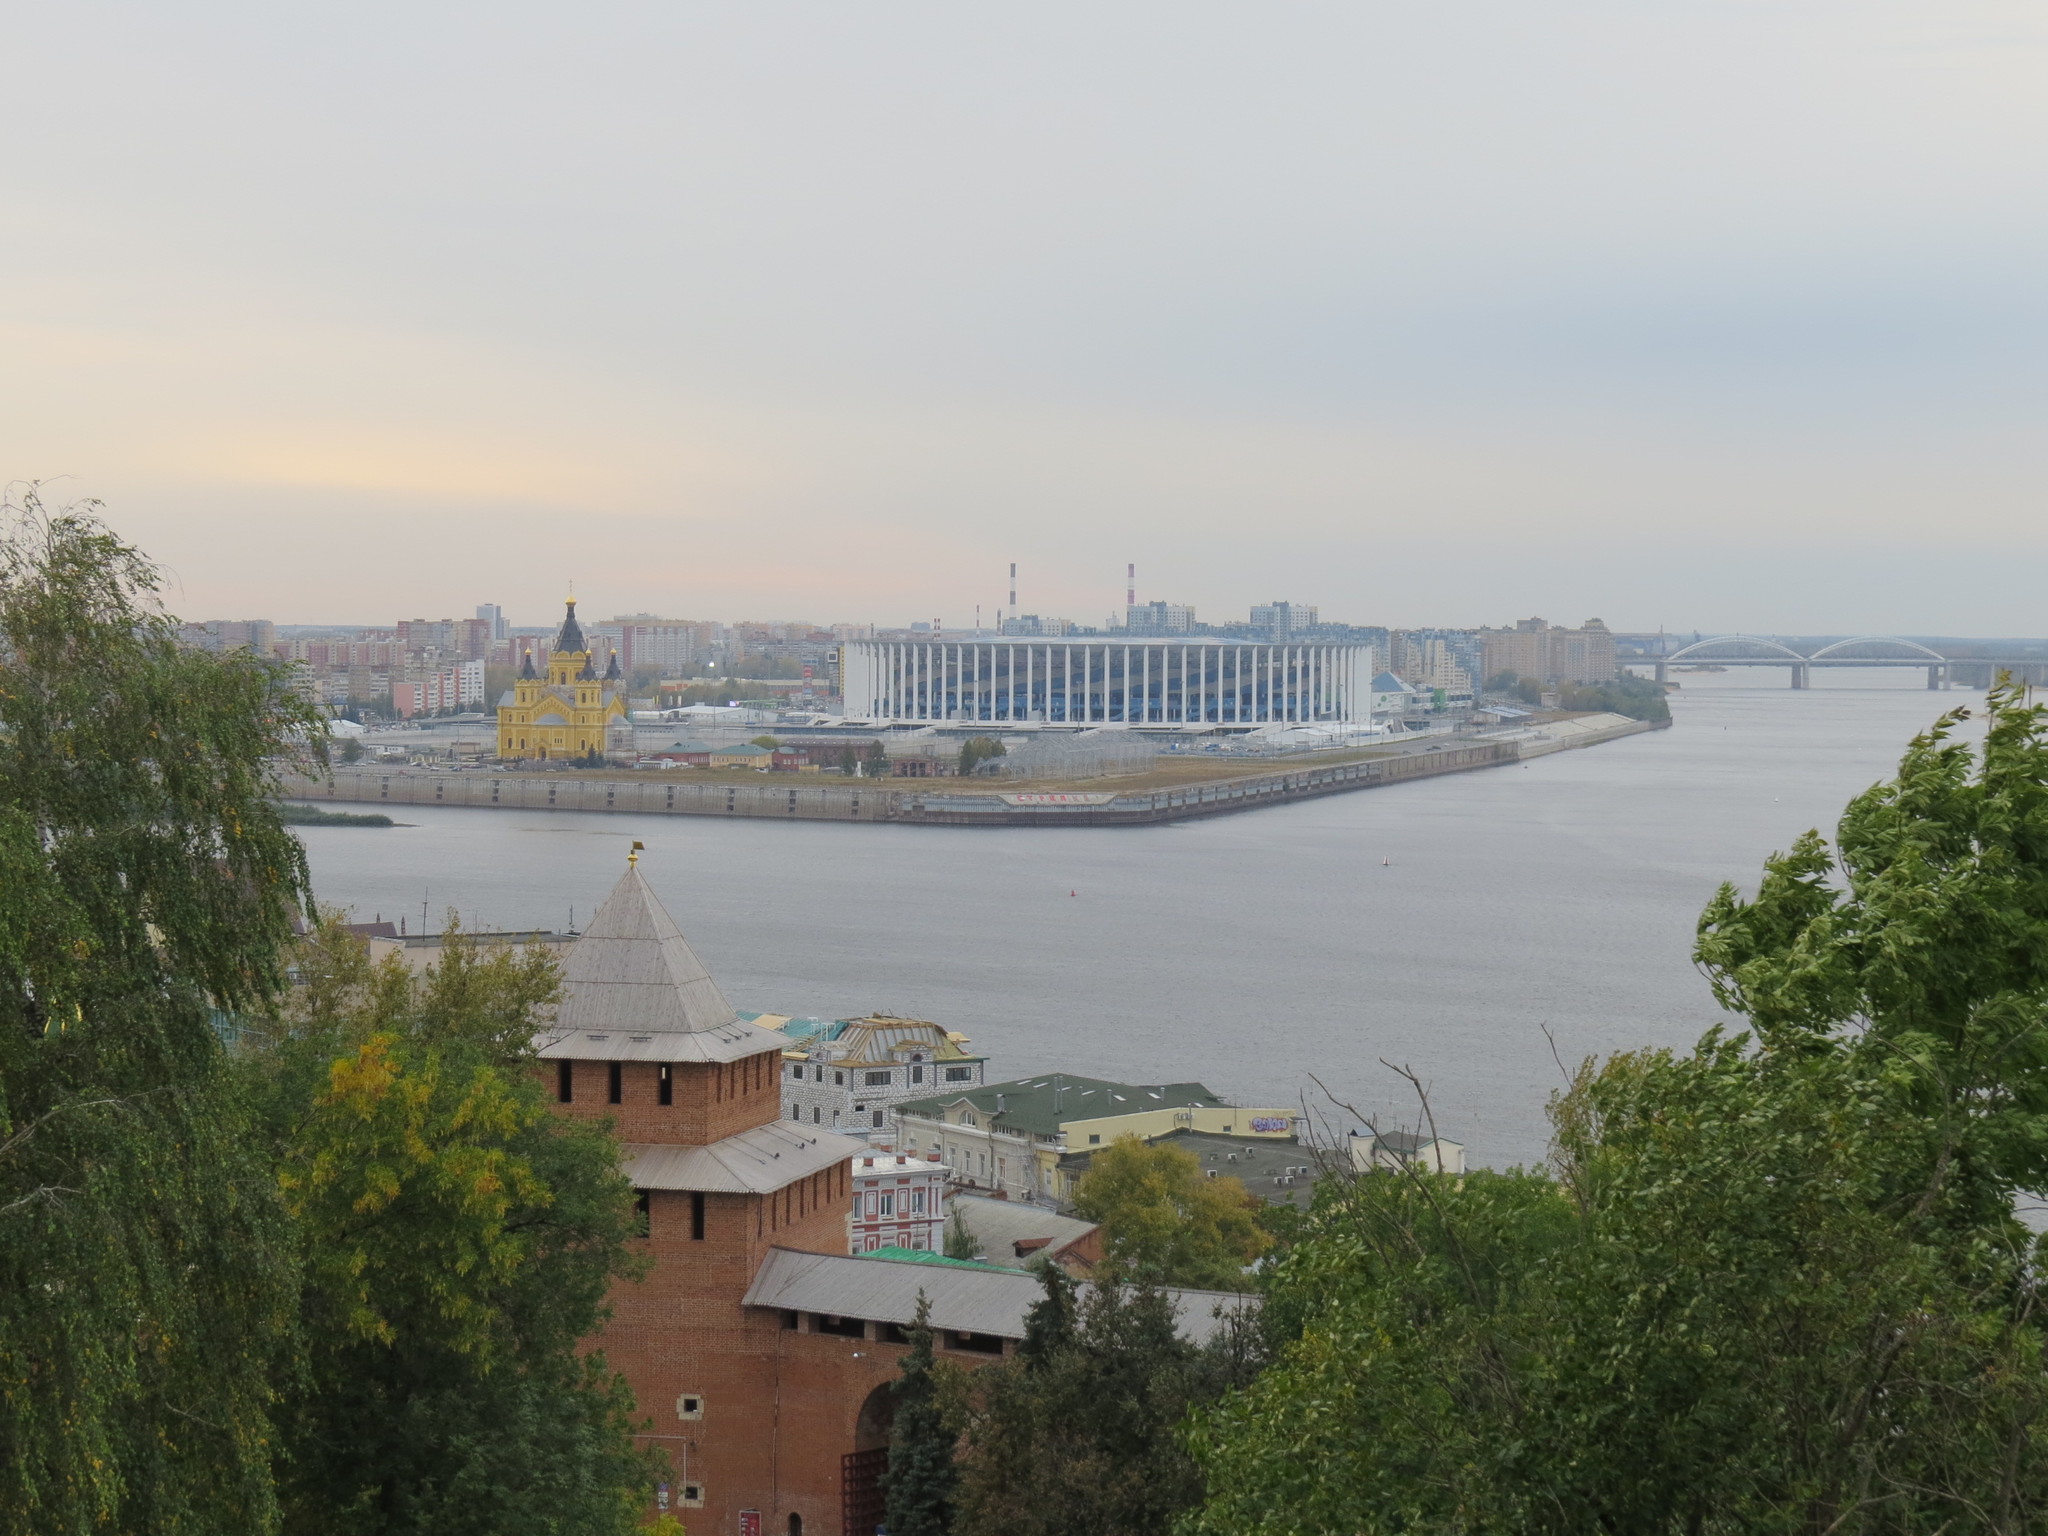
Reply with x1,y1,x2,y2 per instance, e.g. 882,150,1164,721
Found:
1069,890,1077,897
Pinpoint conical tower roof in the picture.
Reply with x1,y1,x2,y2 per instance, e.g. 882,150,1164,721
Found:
554,597,588,656
546,861,779,1063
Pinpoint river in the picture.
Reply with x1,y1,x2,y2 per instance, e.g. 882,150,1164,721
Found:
295,671,1986,1169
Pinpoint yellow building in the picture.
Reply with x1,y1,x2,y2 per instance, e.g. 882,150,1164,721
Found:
496,598,629,760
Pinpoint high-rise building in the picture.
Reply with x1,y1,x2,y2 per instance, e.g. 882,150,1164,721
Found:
1124,600,1196,635
1478,618,1617,686
1250,601,1317,639
998,614,1075,637
188,619,276,654
476,603,507,641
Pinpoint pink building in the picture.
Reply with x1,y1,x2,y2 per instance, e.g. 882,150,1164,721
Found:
848,1151,949,1254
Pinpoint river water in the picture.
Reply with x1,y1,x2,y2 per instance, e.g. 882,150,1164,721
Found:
296,672,1986,1169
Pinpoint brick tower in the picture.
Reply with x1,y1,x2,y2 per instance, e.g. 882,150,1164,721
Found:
538,853,895,1534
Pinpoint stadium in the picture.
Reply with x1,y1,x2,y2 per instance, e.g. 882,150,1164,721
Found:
838,637,1375,728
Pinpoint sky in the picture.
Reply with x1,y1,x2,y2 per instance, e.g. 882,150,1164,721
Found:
6,2,2047,635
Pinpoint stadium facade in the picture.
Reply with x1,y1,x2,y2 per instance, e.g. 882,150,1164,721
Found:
838,637,1375,727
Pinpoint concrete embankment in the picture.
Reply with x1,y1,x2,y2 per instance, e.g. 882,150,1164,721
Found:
281,717,1661,829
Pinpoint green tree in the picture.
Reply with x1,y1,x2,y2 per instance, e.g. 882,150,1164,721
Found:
862,739,890,778
1072,1138,1269,1288
885,1294,957,1536
338,735,365,764
1696,679,2048,1197
750,735,779,749
1557,671,1670,722
1187,685,2048,1535
252,922,652,1536
0,493,321,1536
944,1204,981,1261
838,746,858,776
956,736,1007,776
954,1267,1256,1536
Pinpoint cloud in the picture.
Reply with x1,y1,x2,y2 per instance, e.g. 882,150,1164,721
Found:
5,1,2048,630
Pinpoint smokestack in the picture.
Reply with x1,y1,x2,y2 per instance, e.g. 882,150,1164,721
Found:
1008,562,1016,611
1126,562,1135,609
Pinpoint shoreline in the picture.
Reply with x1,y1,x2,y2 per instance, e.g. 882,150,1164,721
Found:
281,715,1662,828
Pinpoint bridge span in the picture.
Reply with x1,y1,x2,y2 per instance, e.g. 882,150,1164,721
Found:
1635,637,2048,689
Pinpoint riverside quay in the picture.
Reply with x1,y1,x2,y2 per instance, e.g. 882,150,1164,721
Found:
839,637,1376,727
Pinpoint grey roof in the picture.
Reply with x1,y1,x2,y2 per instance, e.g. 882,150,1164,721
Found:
533,711,570,726
950,1194,1098,1261
537,864,779,1065
623,1122,865,1194
1061,1130,1322,1209
742,1247,1253,1345
892,1076,1227,1137
554,598,587,655
1372,671,1413,692
496,689,517,707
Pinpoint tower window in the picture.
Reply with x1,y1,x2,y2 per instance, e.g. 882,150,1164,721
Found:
633,1189,651,1237
557,1060,573,1103
658,1063,673,1106
608,1061,622,1104
691,1191,706,1240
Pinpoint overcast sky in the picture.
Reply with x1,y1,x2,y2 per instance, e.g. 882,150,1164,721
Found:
7,2,2047,634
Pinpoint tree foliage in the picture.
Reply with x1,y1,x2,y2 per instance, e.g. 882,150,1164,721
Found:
1489,668,1670,722
250,922,652,1536
1188,683,2048,1534
953,1264,1259,1536
1072,1137,1269,1288
885,1293,957,1536
957,736,1007,776
0,491,321,1536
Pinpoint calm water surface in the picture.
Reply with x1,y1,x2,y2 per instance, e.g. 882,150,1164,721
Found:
298,672,1986,1169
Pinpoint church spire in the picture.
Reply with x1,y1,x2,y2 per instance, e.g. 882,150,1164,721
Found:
603,648,622,681
554,596,587,656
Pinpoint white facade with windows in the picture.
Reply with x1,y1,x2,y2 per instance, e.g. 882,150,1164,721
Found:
847,1151,950,1253
780,1014,985,1141
838,637,1375,727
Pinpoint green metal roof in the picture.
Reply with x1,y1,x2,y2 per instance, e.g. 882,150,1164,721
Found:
892,1075,1227,1137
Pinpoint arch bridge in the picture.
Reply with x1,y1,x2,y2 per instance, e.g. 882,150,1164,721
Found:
1649,636,1948,689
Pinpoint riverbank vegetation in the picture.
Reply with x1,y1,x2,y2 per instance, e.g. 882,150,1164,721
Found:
1182,680,2048,1533
892,681,2048,1535
1490,667,1672,722
1,497,652,1536
276,802,396,827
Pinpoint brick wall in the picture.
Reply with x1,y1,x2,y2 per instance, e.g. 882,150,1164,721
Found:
540,1048,784,1143
541,1036,988,1531
604,1174,892,1531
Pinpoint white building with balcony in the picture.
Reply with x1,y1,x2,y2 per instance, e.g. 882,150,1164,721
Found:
774,1013,986,1141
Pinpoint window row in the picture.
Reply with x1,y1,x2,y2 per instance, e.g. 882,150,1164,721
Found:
555,1054,777,1106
